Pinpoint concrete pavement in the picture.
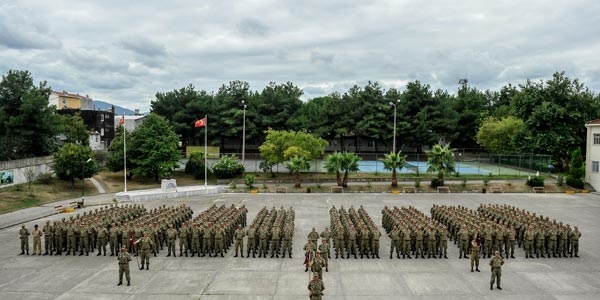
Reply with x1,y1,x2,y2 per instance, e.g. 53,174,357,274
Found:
1,191,599,299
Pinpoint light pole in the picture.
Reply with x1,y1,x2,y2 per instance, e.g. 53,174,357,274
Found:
81,158,92,198
390,99,400,154
241,100,247,166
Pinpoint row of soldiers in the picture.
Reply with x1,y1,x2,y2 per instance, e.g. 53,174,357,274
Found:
246,206,295,258
176,204,247,257
477,204,582,258
431,205,515,259
382,206,449,259
20,204,147,256
329,205,381,259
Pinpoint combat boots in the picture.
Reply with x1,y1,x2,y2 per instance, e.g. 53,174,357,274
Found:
496,286,502,290
490,284,493,290
127,281,130,286
43,251,48,255
118,281,122,286
234,252,238,257
185,251,188,257
97,251,102,256
19,250,24,255
146,264,149,270
140,264,144,270
476,267,480,272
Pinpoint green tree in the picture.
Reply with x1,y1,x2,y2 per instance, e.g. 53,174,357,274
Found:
105,126,134,175
129,114,180,182
340,152,361,187
0,70,59,159
426,144,455,186
58,114,89,146
380,151,407,188
259,129,328,165
184,151,206,180
476,116,525,153
285,155,310,188
566,148,584,188
451,86,489,148
324,152,343,186
53,143,98,186
510,72,599,169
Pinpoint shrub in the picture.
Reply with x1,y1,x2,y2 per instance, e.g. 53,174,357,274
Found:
244,174,255,189
430,178,441,189
259,161,276,178
526,176,545,187
461,177,467,187
210,155,245,179
414,177,421,188
185,151,206,179
556,174,564,186
566,176,584,189
36,172,54,184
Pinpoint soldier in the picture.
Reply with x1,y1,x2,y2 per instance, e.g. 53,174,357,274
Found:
117,246,132,286
308,227,319,248
505,226,516,259
438,227,448,259
270,226,281,258
214,225,224,257
134,233,153,270
371,228,381,259
281,225,293,258
401,226,412,259
42,221,53,255
191,224,201,257
415,227,424,259
246,225,256,258
470,239,480,272
489,250,504,290
319,227,331,258
109,223,119,256
54,222,63,255
258,224,269,258
458,226,469,259
97,224,109,256
359,226,370,259
166,224,177,257
389,226,401,259
178,223,189,257
234,224,245,257
19,224,30,255
304,238,316,272
79,223,90,256
308,273,325,300
524,225,535,258
571,226,581,257
333,225,344,259
310,252,326,280
347,227,357,259
32,224,43,255
318,239,329,272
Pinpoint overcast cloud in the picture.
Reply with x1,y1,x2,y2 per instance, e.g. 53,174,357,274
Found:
1,0,599,112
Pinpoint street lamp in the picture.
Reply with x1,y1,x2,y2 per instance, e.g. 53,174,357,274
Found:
389,99,400,154
241,100,247,166
81,158,92,198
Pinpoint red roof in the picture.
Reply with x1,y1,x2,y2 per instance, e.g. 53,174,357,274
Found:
586,119,600,125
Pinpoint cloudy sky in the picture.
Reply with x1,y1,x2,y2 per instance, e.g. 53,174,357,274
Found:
1,0,599,112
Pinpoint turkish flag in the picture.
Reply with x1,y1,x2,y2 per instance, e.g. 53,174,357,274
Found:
195,117,206,128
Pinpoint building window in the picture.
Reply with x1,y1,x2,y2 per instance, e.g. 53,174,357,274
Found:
101,114,105,121
593,161,600,173
100,128,104,137
367,140,375,147
594,134,600,145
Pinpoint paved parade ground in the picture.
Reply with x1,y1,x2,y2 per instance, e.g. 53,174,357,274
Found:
1,191,599,300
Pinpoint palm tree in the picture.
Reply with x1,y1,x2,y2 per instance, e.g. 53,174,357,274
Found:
340,152,361,187
426,144,456,186
380,151,407,188
323,152,343,186
285,155,310,188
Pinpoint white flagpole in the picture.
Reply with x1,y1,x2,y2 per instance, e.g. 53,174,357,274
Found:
123,122,127,192
204,115,207,186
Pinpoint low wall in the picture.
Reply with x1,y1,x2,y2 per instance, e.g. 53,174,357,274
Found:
115,185,225,202
0,156,54,189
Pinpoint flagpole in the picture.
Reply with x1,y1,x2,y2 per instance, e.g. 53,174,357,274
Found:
123,120,127,192
204,115,207,186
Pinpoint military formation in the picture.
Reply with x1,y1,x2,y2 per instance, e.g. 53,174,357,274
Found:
245,206,295,258
329,205,381,259
382,205,449,259
430,204,582,260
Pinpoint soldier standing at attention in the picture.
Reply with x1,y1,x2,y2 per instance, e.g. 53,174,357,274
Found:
97,224,109,256
308,227,319,248
489,250,504,290
19,224,30,255
317,239,329,272
166,224,177,257
571,226,581,257
258,224,269,258
308,273,325,300
282,225,293,258
117,246,132,286
32,224,43,255
320,227,331,258
246,225,256,258
470,239,480,272
389,226,401,259
214,225,224,257
234,224,245,257
134,232,153,270
42,220,53,255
